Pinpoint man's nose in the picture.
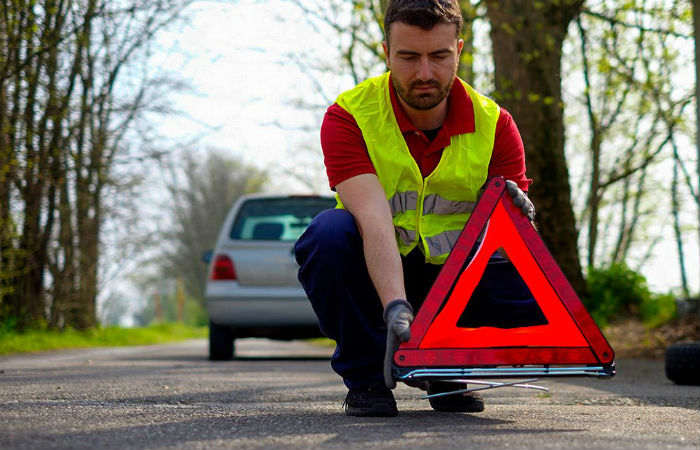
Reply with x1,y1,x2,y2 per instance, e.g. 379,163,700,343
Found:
416,57,433,81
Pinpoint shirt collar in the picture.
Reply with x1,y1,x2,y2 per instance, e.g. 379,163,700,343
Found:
389,75,475,136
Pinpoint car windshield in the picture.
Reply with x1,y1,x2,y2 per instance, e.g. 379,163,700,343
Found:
230,196,336,241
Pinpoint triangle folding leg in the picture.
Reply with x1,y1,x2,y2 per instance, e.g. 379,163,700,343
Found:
394,177,615,381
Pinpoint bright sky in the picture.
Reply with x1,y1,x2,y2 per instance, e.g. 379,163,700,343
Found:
152,0,348,194
145,0,699,296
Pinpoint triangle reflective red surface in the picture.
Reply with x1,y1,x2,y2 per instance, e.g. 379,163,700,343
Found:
395,177,615,368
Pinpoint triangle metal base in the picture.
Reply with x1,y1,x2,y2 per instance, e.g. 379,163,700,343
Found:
396,363,616,381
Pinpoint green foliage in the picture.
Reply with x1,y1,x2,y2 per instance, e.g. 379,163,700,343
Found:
585,263,647,323
639,292,676,329
307,337,335,348
0,322,206,355
0,315,19,335
585,263,676,328
184,297,209,327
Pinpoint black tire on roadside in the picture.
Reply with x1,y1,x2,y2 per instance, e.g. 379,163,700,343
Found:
209,320,235,361
665,341,700,386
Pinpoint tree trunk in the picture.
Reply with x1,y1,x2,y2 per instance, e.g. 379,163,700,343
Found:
575,16,602,269
50,157,76,328
693,0,700,305
672,156,690,299
458,1,477,82
0,81,14,316
16,7,50,326
485,0,587,297
611,173,631,265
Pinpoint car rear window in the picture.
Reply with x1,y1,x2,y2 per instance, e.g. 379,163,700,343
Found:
230,196,336,241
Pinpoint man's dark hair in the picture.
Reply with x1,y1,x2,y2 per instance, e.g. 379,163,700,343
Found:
383,0,463,45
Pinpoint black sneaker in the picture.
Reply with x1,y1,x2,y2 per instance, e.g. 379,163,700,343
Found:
427,381,485,413
344,381,398,417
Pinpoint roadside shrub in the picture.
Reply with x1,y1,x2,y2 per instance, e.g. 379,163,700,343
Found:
585,263,676,328
0,315,18,335
639,292,677,329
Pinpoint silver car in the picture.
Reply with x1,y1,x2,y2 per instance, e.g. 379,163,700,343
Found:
204,193,336,360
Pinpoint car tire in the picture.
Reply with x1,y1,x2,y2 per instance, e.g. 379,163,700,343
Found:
665,341,700,386
209,320,235,361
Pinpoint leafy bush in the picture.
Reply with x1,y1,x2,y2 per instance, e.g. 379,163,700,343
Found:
639,292,677,329
585,263,676,328
0,315,18,335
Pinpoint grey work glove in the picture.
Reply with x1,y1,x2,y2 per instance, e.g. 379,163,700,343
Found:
506,180,535,221
383,299,414,389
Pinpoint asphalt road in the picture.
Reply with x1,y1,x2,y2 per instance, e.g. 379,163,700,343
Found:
0,339,698,450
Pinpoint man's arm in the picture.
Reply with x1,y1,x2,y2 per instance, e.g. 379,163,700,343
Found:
335,173,406,308
337,173,414,389
489,107,532,192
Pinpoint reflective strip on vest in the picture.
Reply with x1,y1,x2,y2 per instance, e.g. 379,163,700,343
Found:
389,191,418,216
425,230,463,256
422,194,476,215
395,226,416,245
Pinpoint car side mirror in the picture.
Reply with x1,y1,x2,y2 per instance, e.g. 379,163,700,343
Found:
202,249,213,264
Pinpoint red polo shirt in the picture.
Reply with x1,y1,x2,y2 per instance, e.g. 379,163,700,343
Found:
321,76,532,192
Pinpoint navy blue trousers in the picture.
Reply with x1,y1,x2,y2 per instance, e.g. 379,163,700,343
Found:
294,209,543,389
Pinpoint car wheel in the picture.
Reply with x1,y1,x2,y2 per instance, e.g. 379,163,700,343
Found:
665,341,700,386
209,320,235,361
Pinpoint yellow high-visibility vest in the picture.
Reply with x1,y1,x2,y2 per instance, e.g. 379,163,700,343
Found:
336,72,499,264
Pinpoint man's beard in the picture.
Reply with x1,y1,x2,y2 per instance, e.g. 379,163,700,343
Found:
393,77,454,110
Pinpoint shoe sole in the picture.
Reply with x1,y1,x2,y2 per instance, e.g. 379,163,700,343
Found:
345,404,398,417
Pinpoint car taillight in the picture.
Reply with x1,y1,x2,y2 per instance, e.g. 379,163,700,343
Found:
211,254,236,280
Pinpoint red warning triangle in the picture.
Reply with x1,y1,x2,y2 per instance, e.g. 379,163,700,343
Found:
395,177,615,368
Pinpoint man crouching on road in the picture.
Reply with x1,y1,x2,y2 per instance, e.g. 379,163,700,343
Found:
295,0,537,417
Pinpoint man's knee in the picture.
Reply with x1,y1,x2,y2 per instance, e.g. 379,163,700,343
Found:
309,208,358,239
295,209,360,262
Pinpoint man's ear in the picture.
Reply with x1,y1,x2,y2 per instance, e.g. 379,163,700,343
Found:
382,41,390,69
457,38,464,57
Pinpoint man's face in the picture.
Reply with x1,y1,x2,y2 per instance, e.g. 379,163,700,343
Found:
383,22,463,111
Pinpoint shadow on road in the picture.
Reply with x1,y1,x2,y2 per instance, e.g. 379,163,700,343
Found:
3,409,586,450
544,358,700,410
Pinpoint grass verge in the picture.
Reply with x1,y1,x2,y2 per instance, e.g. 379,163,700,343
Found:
306,337,335,348
0,323,207,356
